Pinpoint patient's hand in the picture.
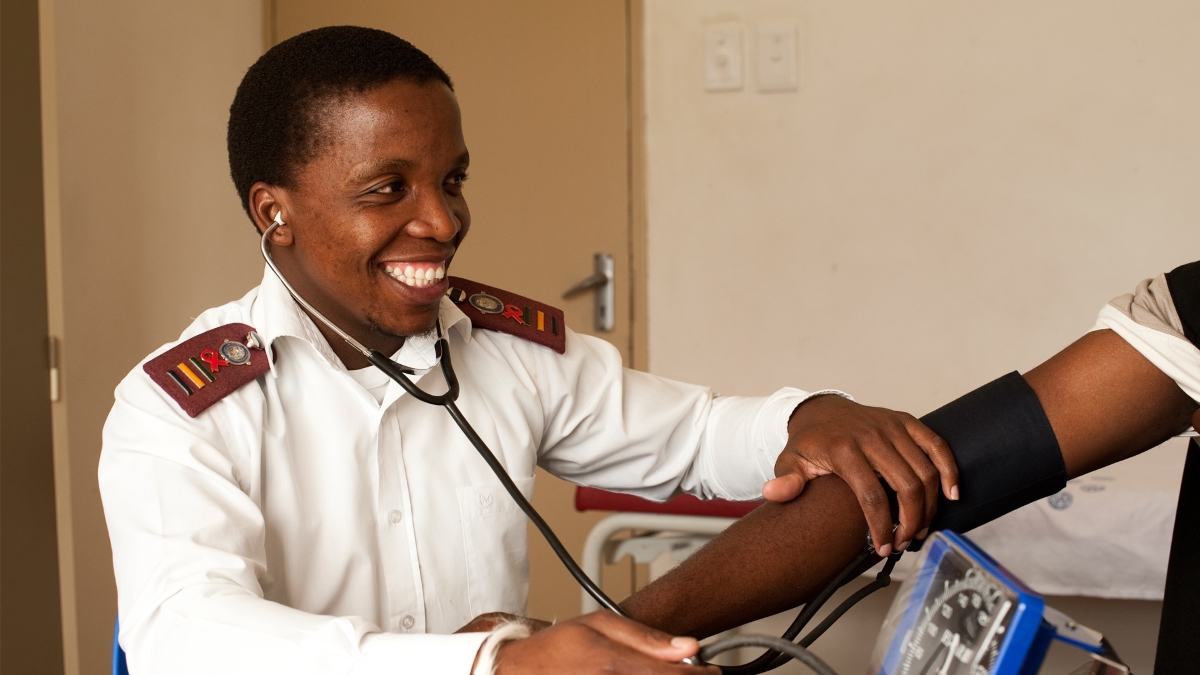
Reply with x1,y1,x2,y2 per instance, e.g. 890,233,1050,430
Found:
764,395,959,556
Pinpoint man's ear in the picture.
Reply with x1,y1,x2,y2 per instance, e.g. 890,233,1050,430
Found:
248,181,294,246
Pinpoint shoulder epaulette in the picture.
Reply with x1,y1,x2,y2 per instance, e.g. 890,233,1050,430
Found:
143,323,269,417
446,277,566,354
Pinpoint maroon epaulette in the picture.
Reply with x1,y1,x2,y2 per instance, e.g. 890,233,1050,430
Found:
446,277,566,354
143,323,269,418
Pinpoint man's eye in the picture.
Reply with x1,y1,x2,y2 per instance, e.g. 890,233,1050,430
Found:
374,180,404,194
447,172,469,187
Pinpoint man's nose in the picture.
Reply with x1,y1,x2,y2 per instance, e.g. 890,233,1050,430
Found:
406,190,460,242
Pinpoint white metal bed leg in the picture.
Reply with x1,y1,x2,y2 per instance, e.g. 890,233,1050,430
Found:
580,513,737,614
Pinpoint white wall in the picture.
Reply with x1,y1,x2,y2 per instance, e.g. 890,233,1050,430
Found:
645,0,1200,408
643,1,1200,672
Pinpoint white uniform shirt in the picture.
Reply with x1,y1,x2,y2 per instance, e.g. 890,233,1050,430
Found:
100,267,837,674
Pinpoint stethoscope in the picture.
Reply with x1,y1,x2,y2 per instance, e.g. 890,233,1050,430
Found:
261,214,890,673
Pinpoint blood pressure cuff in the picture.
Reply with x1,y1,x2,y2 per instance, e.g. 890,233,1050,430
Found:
917,371,1066,536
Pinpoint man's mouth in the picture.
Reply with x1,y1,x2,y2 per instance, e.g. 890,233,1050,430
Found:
382,261,447,288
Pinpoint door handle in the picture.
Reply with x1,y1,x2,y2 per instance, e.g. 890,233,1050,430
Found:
563,253,614,332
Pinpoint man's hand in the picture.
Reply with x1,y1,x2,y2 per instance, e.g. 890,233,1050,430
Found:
456,612,551,634
762,395,959,556
494,611,718,674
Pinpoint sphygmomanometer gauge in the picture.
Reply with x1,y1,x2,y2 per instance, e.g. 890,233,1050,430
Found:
896,559,1016,675
872,532,1045,675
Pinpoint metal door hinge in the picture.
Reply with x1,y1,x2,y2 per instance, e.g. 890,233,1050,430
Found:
48,335,60,402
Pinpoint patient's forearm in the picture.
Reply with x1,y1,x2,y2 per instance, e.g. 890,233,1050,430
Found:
621,476,865,639
623,331,1197,639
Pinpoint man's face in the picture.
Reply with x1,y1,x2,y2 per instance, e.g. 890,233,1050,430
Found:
270,79,470,342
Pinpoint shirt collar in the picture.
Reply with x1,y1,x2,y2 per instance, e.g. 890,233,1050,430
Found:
249,264,474,376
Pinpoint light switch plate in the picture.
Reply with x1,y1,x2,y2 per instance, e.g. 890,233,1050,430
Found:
757,22,797,92
704,23,743,91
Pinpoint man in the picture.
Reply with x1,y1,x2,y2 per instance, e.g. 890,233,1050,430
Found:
100,27,958,674
624,265,1200,673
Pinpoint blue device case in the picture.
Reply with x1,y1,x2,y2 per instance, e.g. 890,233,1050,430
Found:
875,531,1046,675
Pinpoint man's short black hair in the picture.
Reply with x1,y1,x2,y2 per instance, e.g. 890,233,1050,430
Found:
227,26,453,224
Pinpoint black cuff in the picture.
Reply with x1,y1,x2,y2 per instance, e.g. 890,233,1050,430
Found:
920,371,1066,535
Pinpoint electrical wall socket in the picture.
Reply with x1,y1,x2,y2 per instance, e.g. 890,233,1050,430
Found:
757,22,797,92
704,23,743,91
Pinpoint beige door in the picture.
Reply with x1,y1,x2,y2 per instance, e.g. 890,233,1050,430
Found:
272,1,641,622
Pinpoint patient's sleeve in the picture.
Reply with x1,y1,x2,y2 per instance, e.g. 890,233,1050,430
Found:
1095,264,1200,404
1109,273,1188,340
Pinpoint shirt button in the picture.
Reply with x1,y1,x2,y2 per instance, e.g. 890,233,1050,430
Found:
401,615,416,629
388,509,403,525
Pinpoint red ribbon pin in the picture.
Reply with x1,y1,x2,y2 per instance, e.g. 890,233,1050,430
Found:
502,304,526,324
200,349,229,372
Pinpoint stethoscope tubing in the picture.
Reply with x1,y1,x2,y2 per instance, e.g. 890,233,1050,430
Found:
261,220,623,615
259,222,850,673
372,343,625,616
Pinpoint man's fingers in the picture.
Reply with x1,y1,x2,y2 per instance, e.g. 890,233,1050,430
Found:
906,417,960,501
601,638,718,674
599,639,719,674
766,452,819,502
832,449,896,556
763,451,811,499
857,438,925,550
779,398,958,552
762,473,806,502
495,619,718,674
578,611,701,662
888,431,940,536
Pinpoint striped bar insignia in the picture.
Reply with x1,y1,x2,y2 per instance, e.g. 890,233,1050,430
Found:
189,356,216,382
166,358,214,397
177,362,206,389
166,370,193,395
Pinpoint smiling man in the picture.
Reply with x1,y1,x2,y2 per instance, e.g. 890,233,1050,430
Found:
100,27,958,674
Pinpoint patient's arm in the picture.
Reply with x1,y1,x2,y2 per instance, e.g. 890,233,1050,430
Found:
624,329,1196,639
622,476,866,638
1024,329,1196,478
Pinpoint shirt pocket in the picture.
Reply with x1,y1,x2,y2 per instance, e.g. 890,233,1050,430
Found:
457,475,536,617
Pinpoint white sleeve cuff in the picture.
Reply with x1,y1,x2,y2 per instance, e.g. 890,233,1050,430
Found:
695,387,853,501
471,621,533,675
352,631,490,675
759,388,854,458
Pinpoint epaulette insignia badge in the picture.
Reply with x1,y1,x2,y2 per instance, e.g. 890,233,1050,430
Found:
143,323,269,417
446,277,566,354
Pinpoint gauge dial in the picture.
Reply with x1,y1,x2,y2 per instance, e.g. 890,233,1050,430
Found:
896,547,1018,675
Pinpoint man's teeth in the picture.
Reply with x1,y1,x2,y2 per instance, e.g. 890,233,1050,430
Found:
386,263,446,288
